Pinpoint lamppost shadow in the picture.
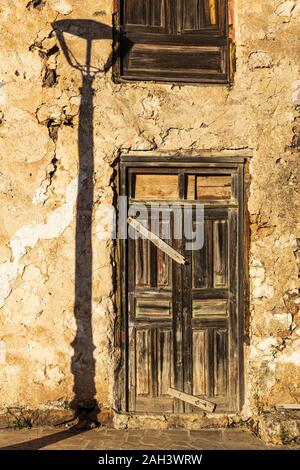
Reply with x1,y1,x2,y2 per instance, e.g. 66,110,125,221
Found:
1,18,121,451
54,18,114,426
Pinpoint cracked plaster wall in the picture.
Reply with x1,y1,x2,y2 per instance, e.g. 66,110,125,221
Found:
0,0,299,439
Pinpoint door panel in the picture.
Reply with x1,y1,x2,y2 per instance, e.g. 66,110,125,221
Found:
214,328,228,397
135,238,150,286
131,326,174,412
190,208,236,411
157,328,173,396
192,299,228,317
192,219,211,288
135,298,172,319
136,328,151,396
157,248,171,286
213,219,228,287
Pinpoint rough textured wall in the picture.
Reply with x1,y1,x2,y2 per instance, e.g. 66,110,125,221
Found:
0,0,299,442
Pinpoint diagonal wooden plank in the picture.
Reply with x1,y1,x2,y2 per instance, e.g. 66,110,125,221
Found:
128,217,187,265
275,404,300,410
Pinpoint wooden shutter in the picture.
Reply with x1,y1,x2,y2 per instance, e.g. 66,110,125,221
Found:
117,0,229,83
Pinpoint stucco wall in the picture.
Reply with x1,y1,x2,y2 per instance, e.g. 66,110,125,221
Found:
0,0,299,443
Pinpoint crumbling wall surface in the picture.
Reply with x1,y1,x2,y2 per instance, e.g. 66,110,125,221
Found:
0,0,299,443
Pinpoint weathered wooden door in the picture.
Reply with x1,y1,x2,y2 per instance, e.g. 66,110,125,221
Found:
119,158,244,413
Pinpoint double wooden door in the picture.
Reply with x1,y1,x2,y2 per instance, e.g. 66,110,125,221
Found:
119,159,244,413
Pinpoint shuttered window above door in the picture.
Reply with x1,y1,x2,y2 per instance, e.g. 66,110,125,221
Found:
114,0,231,83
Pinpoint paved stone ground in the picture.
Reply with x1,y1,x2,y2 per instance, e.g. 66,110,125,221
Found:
0,428,279,450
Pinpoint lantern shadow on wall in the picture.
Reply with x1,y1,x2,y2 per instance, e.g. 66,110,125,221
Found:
52,19,115,424
0,18,128,450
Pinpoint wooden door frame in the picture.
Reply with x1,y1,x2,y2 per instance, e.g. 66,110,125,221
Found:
116,155,248,414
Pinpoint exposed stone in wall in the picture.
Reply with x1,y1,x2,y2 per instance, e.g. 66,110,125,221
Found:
0,0,299,445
